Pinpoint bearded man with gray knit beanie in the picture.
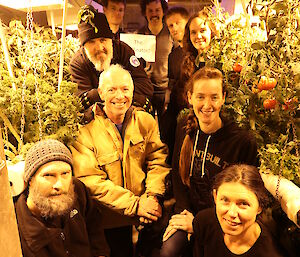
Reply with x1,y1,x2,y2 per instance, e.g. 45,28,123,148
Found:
14,139,109,257
69,5,153,124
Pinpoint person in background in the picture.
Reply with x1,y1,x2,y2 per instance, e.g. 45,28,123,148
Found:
102,0,126,40
165,6,189,91
160,6,189,164
181,10,218,83
156,67,258,257
70,5,153,123
192,164,285,257
138,0,173,124
71,64,170,257
15,139,109,257
171,10,218,114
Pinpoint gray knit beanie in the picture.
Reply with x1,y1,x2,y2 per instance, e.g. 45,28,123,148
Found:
24,139,73,183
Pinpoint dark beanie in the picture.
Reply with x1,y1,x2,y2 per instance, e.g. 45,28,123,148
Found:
78,8,113,46
24,139,73,183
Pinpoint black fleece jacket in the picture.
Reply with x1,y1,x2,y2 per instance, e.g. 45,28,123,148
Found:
172,113,259,215
69,40,153,108
15,178,109,257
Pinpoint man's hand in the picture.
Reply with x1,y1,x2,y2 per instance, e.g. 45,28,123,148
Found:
162,210,194,242
137,194,162,223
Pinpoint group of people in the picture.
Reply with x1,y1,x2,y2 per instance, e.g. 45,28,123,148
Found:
13,1,288,257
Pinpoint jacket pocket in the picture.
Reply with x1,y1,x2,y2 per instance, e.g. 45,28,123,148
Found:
130,135,145,157
96,152,122,183
96,151,120,166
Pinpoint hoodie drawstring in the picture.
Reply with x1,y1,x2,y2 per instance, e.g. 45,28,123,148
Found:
189,131,211,178
201,135,211,177
189,130,199,177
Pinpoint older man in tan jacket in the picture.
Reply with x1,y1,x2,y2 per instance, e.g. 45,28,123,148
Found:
71,64,170,257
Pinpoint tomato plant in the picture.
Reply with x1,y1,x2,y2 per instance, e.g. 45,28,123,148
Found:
282,98,298,111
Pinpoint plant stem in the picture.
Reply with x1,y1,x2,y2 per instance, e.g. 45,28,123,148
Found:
0,109,21,146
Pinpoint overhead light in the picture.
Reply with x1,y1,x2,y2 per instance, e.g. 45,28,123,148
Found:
0,0,72,10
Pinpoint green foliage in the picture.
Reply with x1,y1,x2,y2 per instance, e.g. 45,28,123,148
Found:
259,134,300,185
0,20,81,160
205,0,300,185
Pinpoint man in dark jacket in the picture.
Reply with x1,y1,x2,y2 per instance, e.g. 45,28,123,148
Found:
15,139,109,257
69,5,153,123
160,6,189,163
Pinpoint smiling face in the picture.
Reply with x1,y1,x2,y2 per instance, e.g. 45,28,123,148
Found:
166,13,188,43
145,0,164,28
104,1,125,27
84,38,113,71
188,78,225,134
214,182,262,238
27,161,75,218
189,17,211,53
99,67,134,124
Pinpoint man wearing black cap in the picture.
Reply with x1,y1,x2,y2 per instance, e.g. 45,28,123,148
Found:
69,5,153,123
14,139,109,257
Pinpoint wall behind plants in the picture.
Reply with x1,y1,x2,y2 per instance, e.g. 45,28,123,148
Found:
0,20,82,160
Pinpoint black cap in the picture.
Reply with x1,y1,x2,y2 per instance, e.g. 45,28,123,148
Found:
78,6,114,45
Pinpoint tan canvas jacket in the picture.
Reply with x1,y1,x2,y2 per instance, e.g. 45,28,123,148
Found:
71,106,170,218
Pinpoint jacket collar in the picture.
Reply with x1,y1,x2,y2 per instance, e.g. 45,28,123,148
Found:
93,103,135,125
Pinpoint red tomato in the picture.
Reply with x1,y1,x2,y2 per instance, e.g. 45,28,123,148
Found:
265,78,277,90
233,63,243,73
258,77,277,90
257,76,268,90
263,99,277,109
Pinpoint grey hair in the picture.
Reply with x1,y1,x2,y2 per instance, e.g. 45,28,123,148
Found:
98,64,133,89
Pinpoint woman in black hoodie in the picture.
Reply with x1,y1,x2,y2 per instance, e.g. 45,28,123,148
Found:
158,67,258,257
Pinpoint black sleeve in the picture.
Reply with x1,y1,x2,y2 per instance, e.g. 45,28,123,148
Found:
116,41,153,104
74,179,110,257
172,113,192,213
69,49,101,105
168,53,176,91
193,209,214,257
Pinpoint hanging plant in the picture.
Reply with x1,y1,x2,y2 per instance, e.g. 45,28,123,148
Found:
0,20,82,161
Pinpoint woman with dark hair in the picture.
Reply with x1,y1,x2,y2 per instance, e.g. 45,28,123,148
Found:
181,10,217,84
193,164,284,257
157,66,258,257
169,9,218,114
160,10,218,164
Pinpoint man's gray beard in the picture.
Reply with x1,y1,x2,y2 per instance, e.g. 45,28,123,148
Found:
84,48,112,72
28,181,76,219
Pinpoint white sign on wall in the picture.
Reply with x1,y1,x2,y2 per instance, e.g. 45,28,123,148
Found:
120,33,156,62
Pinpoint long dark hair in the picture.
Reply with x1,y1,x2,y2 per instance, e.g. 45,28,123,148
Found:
213,164,269,210
179,67,225,186
181,10,217,84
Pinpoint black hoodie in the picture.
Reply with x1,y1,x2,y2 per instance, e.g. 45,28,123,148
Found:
172,113,258,215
